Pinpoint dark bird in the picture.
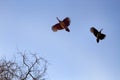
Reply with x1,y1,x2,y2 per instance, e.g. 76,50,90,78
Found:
52,17,71,32
90,27,106,43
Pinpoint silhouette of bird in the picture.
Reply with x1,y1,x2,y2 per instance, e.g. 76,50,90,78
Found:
52,17,70,32
90,27,106,43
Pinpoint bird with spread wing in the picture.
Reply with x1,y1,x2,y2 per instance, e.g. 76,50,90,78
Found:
52,17,71,32
90,27,106,43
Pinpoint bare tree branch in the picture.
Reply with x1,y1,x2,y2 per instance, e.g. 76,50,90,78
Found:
0,51,48,80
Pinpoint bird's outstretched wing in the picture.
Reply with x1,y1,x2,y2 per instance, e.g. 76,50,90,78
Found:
63,17,71,27
99,33,106,40
52,23,63,32
90,27,98,37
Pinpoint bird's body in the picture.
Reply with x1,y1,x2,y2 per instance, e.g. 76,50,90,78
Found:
52,17,70,32
90,27,106,43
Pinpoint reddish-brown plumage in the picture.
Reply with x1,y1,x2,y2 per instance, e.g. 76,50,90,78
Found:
52,17,71,32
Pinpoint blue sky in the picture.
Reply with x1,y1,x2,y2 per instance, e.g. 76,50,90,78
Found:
0,0,120,80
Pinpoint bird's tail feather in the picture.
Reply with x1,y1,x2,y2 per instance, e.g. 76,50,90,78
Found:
65,28,70,32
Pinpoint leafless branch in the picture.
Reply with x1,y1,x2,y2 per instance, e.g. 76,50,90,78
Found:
0,51,48,80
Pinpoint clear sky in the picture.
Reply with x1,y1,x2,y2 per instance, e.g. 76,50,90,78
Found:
0,0,120,80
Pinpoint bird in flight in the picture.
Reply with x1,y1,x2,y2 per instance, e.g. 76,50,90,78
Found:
52,17,71,32
90,27,106,43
